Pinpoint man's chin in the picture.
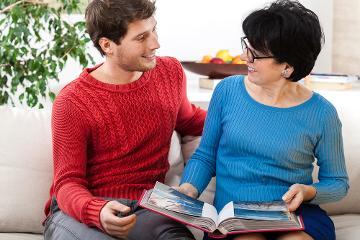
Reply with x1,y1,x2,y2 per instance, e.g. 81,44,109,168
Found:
141,59,157,71
124,58,157,72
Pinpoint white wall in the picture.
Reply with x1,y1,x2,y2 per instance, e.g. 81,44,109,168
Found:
55,0,333,91
155,0,333,72
332,0,360,75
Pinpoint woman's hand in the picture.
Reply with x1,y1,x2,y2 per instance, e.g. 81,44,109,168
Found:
100,201,136,239
282,184,317,212
174,183,199,198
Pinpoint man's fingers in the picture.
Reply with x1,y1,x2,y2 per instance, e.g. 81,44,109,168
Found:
104,214,136,238
106,215,136,232
108,201,131,214
106,213,136,226
100,201,137,238
107,223,134,234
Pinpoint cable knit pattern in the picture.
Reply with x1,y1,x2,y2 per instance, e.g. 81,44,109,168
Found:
45,57,206,229
181,75,349,211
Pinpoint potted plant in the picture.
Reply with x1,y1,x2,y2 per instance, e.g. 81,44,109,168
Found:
0,0,94,108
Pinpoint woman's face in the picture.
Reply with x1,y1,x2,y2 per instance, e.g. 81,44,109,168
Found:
240,38,288,86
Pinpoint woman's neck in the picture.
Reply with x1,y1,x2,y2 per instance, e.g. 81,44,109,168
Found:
244,78,312,108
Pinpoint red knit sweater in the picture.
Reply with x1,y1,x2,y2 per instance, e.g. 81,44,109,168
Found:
44,57,206,229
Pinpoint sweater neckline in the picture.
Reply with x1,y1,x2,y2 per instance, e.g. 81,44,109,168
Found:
79,63,152,92
241,78,318,112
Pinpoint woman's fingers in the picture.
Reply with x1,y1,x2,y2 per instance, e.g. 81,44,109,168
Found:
282,184,304,211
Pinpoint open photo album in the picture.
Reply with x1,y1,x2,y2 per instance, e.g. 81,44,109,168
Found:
139,182,304,238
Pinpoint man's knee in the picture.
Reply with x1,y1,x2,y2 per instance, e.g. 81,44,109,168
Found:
44,212,82,240
44,211,114,240
154,224,195,240
130,209,195,240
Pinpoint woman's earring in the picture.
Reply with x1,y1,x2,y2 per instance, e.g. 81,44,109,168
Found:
281,70,288,78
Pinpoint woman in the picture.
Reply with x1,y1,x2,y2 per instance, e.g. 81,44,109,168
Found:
178,1,349,240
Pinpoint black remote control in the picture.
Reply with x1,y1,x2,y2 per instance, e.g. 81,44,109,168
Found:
117,203,138,217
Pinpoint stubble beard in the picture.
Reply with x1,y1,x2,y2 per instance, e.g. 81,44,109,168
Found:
119,55,157,72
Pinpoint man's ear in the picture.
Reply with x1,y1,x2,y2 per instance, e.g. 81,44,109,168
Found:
99,37,113,56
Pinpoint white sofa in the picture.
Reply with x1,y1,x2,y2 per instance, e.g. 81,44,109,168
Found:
0,89,360,240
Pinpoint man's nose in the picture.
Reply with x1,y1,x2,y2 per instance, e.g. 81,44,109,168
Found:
149,33,160,50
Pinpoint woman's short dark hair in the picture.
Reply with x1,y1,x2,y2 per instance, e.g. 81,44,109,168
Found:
85,0,156,56
242,0,324,82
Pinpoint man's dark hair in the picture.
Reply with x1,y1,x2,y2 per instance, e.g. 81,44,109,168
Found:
242,0,324,82
85,0,156,56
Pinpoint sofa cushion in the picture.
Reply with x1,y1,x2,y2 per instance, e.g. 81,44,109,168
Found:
165,132,184,187
0,233,43,240
330,214,360,240
0,107,52,233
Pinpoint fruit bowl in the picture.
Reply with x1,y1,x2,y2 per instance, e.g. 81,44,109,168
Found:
181,61,248,79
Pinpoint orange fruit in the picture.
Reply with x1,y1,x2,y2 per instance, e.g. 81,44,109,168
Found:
201,55,212,63
232,55,245,64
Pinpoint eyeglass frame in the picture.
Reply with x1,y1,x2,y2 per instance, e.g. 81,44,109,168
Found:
241,37,275,63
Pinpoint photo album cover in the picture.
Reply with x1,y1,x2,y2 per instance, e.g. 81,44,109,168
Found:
139,182,304,238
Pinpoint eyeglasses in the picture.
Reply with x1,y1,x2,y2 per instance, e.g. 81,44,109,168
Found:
241,37,274,63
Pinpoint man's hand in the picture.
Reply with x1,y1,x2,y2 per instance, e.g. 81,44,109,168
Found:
282,184,317,212
100,201,136,239
175,183,199,198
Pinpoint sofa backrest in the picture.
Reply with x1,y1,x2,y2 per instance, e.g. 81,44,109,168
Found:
316,91,360,215
0,107,53,233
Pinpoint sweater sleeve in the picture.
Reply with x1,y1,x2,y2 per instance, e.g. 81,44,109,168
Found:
310,106,349,204
175,62,206,137
52,95,108,230
180,80,226,194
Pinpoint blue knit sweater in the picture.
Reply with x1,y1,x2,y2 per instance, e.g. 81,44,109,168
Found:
181,75,349,211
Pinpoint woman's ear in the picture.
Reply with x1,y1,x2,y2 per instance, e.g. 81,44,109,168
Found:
281,64,294,78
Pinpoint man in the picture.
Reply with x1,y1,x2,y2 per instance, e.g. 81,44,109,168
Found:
43,0,206,239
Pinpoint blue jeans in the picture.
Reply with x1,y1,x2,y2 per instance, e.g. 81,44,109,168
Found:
44,197,195,240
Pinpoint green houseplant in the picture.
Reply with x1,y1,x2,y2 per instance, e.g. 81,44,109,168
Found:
0,0,94,108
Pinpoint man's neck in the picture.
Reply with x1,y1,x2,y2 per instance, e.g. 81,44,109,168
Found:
90,61,143,85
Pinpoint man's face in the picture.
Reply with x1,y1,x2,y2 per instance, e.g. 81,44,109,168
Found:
110,16,160,72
